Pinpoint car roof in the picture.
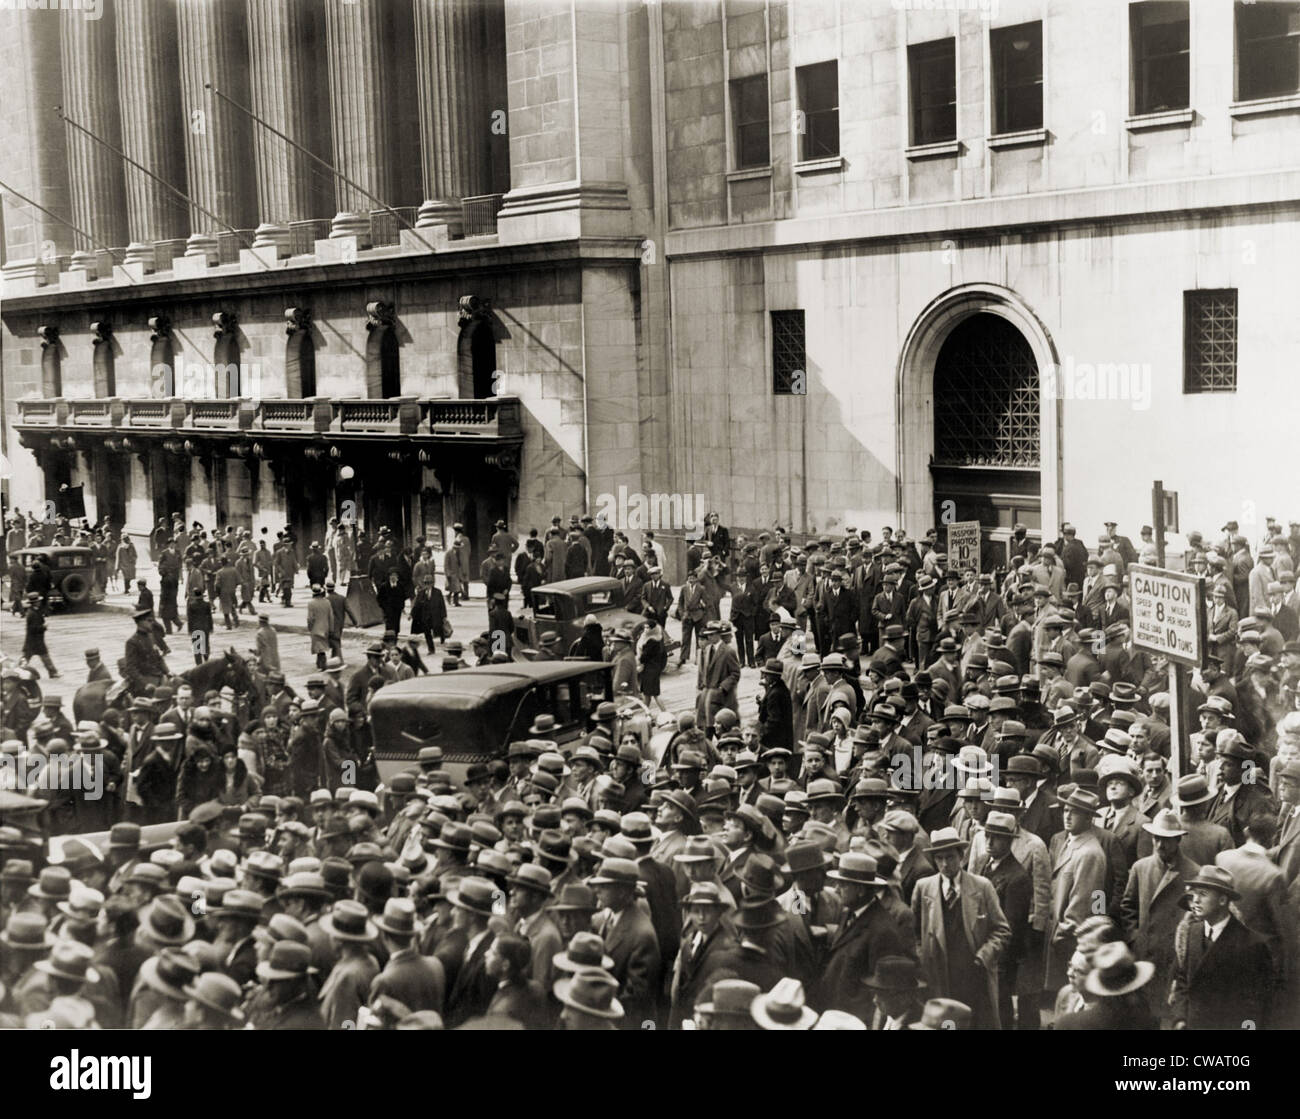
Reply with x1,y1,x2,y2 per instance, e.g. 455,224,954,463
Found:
17,546,92,557
533,577,622,595
370,660,612,706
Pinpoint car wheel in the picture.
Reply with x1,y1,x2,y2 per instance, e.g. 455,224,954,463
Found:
61,572,91,605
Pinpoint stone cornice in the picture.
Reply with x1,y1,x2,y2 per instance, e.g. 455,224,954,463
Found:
1,236,644,317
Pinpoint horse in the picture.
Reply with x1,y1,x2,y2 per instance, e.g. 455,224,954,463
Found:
72,648,263,724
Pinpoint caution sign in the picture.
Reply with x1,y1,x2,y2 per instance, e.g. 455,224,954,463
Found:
1129,564,1205,668
947,521,981,574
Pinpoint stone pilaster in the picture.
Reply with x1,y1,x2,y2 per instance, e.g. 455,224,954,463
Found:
60,11,128,252
324,0,395,215
114,0,188,244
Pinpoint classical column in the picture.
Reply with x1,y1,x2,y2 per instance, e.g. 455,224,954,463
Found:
176,0,256,258
246,0,331,253
324,0,395,242
412,0,488,231
60,12,128,273
114,0,189,265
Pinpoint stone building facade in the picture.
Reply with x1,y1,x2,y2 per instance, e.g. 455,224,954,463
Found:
2,0,1298,576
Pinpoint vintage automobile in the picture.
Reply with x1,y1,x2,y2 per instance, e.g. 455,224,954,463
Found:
368,660,615,784
513,576,651,653
16,546,99,610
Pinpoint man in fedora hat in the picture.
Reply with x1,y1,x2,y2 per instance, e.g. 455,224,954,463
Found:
911,827,1009,1030
436,877,500,1029
248,941,324,1029
555,966,624,1029
1173,774,1234,866
507,862,563,991
1053,942,1156,1030
668,880,742,1029
591,857,662,1027
1206,732,1277,846
970,811,1034,1029
370,897,446,1015
1045,788,1108,992
863,954,927,1029
1170,865,1275,1030
817,852,906,1021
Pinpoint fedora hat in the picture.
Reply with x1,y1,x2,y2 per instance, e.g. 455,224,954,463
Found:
1174,774,1214,807
659,789,699,822
927,827,967,855
825,852,887,887
780,840,833,875
35,940,100,986
448,877,501,918
27,866,72,902
554,931,615,973
673,835,721,865
255,940,317,982
550,883,600,913
254,914,309,947
0,911,52,953
737,853,786,901
694,979,761,1019
276,871,332,903
1142,809,1188,838
210,888,265,923
506,862,554,895
862,954,926,992
138,947,199,1001
683,881,730,909
1058,788,1103,816
908,998,974,1031
374,897,419,938
139,895,196,946
954,747,994,776
183,971,246,1023
554,967,624,1020
1184,865,1240,899
804,778,844,804
1083,942,1155,998
319,899,379,943
750,977,817,1030
587,857,641,887
983,811,1019,838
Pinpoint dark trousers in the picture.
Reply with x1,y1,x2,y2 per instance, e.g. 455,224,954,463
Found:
734,617,755,666
680,617,702,661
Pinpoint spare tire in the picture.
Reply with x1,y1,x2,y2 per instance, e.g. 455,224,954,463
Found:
60,571,91,604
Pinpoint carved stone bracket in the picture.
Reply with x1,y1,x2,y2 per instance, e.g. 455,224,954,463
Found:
91,321,112,346
285,307,313,336
212,311,238,339
148,315,172,342
37,325,59,349
365,301,395,331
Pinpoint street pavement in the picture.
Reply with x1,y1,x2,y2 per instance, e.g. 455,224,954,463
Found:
0,567,761,725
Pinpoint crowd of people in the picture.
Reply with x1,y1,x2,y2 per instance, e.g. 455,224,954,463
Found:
0,503,1298,1030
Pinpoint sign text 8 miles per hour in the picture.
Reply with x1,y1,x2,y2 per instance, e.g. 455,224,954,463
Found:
1127,564,1206,668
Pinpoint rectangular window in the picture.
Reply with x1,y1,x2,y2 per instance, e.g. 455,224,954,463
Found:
1236,1,1300,101
797,60,840,159
731,74,770,169
1131,1,1190,114
771,310,805,396
991,22,1043,133
1184,289,1238,394
909,38,957,145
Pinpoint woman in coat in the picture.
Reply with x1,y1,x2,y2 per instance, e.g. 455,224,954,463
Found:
176,746,224,819
638,610,668,711
216,743,262,807
334,524,356,585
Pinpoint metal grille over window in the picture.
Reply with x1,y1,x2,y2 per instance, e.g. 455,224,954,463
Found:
771,310,805,396
933,314,1040,467
1184,289,1239,394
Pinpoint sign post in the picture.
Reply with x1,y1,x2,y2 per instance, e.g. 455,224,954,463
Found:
947,520,982,575
1130,532,1205,787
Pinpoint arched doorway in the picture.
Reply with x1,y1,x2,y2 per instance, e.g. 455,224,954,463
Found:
458,316,497,398
897,284,1061,572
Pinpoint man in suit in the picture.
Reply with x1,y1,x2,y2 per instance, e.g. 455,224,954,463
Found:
508,863,564,993
1097,758,1152,867
1269,761,1300,891
883,810,935,905
1170,865,1274,1030
816,852,908,1022
913,827,1011,1030
591,857,662,1027
1206,582,1239,661
1214,815,1292,950
703,623,742,728
864,954,927,1029
1120,809,1199,1025
968,811,1032,1030
1206,733,1278,846
435,877,499,1028
822,568,859,647
620,813,681,982
1136,752,1173,819
1045,789,1109,993
677,571,708,665
668,881,741,1029
640,566,673,627
369,898,446,1015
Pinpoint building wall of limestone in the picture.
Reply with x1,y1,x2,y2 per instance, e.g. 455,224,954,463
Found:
665,206,1300,548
